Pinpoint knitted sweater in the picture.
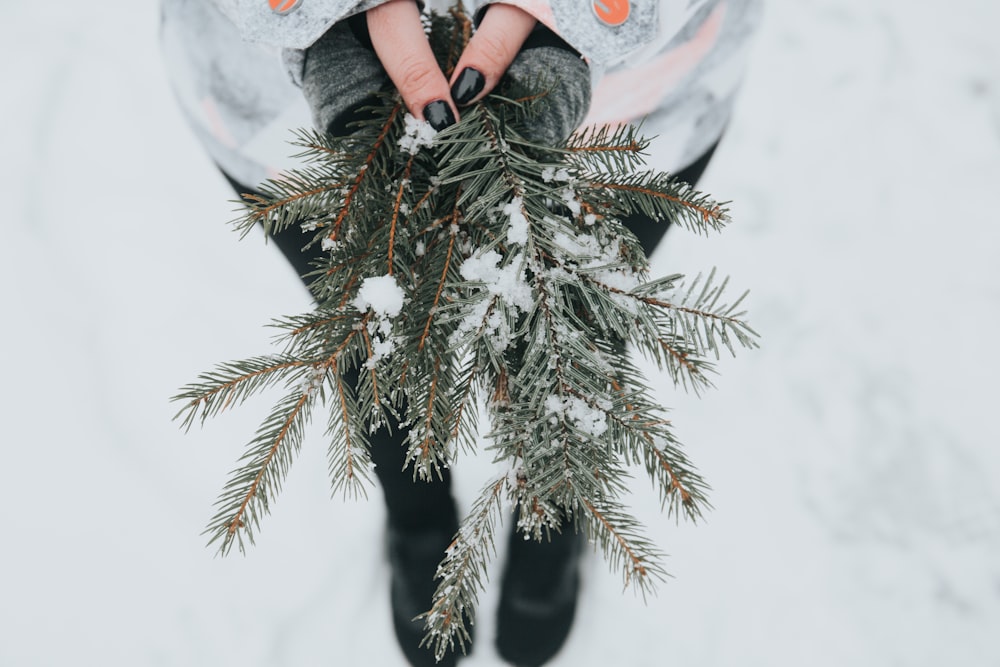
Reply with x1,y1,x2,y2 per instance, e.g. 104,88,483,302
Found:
160,0,761,187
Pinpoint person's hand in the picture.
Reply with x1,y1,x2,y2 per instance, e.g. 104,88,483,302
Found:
368,0,537,129
302,0,591,143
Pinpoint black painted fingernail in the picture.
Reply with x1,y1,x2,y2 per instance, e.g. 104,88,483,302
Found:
451,67,485,106
423,100,456,132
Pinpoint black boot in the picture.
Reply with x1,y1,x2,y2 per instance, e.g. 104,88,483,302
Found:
386,511,462,667
495,521,585,666
364,396,468,666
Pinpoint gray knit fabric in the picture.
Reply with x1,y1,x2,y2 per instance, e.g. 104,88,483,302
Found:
504,46,592,147
301,21,388,136
303,20,589,144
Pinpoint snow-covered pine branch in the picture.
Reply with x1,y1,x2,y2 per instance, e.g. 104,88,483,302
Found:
174,6,757,657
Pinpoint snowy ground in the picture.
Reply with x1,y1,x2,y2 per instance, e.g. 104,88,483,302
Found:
3,1,999,665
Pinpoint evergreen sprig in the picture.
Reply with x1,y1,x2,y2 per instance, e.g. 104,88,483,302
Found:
173,7,757,660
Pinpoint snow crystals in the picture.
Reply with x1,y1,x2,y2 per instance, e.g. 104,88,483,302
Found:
551,230,641,298
458,250,532,312
299,366,327,396
399,113,438,154
352,274,405,368
544,393,609,437
560,187,581,216
353,274,405,318
451,250,534,349
541,166,571,183
503,197,529,246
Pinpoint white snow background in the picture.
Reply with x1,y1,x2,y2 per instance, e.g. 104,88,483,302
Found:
2,1,999,665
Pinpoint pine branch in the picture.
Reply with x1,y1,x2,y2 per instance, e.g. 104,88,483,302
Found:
642,431,712,521
417,207,460,353
642,268,760,358
175,5,758,657
326,364,373,499
387,157,415,275
173,355,313,431
584,172,732,235
565,123,650,174
421,475,506,660
204,385,318,555
580,495,667,595
326,102,404,245
444,354,482,457
408,355,448,479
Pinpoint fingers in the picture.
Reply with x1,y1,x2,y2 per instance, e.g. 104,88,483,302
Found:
367,0,457,130
448,5,537,107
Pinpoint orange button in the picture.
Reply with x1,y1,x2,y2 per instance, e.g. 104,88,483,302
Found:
592,0,629,26
270,0,302,14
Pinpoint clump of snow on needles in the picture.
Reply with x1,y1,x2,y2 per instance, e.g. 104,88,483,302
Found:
503,197,529,246
560,187,581,216
451,250,533,349
353,274,405,317
541,166,571,183
352,275,405,368
399,113,438,154
459,250,532,312
544,394,609,437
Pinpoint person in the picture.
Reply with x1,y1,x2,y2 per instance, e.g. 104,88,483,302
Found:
160,1,761,665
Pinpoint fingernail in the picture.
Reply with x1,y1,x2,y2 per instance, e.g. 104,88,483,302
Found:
423,100,456,131
451,67,485,106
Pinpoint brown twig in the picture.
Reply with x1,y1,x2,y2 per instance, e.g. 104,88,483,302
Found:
226,389,312,536
580,497,649,586
388,157,415,275
590,182,726,225
326,103,402,243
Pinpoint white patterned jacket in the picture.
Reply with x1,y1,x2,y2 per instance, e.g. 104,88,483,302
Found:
160,0,762,188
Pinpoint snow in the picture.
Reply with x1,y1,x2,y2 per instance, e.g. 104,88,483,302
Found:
545,394,609,437
551,231,640,296
352,275,402,366
3,2,999,667
398,113,438,154
352,274,405,318
458,250,533,312
541,166,571,183
459,248,504,282
559,187,581,216
454,250,533,348
299,366,327,396
502,197,529,246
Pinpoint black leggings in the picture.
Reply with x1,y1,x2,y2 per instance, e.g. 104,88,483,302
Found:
221,140,719,530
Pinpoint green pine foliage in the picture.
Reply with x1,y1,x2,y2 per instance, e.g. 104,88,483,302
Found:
173,7,757,660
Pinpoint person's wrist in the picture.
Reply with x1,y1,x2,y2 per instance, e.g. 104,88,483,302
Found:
519,23,581,57
302,20,390,136
347,12,373,49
